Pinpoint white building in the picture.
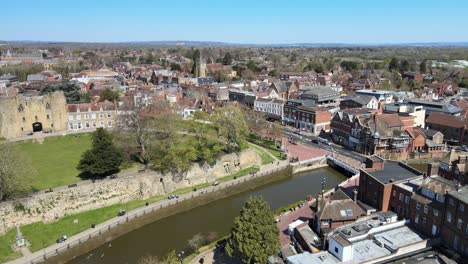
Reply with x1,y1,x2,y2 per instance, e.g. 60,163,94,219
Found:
254,97,284,119
356,89,394,104
67,101,117,131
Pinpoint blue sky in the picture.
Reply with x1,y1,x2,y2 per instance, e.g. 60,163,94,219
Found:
2,0,467,43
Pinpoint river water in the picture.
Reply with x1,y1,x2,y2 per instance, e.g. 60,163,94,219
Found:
69,167,345,264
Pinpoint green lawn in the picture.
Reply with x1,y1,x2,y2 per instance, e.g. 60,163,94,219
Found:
0,166,260,260
249,145,275,165
0,229,22,263
248,133,280,149
17,133,92,191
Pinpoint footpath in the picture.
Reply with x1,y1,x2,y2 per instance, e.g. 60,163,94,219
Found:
6,159,290,264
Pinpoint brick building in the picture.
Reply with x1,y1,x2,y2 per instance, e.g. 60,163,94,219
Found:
440,186,468,257
358,156,422,211
283,99,331,135
426,112,468,146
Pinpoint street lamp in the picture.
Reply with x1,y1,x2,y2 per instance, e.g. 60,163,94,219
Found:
177,250,185,264
321,177,326,198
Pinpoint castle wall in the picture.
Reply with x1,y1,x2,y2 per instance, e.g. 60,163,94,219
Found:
0,91,67,139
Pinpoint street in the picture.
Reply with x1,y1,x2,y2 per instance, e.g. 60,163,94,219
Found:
282,129,367,163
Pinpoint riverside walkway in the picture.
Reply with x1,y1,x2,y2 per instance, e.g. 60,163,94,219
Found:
6,160,291,264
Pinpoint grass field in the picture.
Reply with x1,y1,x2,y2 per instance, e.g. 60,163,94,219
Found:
17,133,92,191
0,166,260,261
249,144,275,164
0,229,22,263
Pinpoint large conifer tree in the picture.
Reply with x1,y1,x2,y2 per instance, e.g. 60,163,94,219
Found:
226,196,280,264
77,128,122,178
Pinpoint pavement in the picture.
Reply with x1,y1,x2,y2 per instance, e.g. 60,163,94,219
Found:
282,137,328,161
276,201,314,247
6,159,290,264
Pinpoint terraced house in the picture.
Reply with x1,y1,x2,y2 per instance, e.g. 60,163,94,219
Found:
67,101,117,131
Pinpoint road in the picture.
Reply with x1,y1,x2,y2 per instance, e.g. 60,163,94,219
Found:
282,129,367,162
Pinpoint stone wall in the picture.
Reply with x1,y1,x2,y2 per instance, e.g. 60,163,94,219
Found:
0,149,260,233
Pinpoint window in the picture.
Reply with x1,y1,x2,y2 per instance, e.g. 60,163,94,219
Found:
393,190,396,197
405,196,410,204
69,123,73,130
450,198,455,206
76,115,81,120
18,104,24,112
415,214,420,224
100,113,104,118
422,217,427,225
85,114,89,119
78,122,82,129
91,113,96,119
107,112,111,118
416,202,421,210
424,205,428,214
45,103,51,109
434,209,439,217
100,121,104,127
22,117,26,122
399,193,404,201
107,121,112,127
457,218,463,229
68,115,74,121
447,212,452,223
460,204,465,212
92,121,96,127
46,114,50,120
334,247,339,254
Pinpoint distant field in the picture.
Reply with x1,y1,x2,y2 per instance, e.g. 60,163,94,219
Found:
17,133,92,191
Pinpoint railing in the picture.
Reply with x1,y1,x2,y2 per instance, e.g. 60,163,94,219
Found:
326,155,360,175
22,164,291,264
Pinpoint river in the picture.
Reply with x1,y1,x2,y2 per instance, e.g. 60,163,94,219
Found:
69,167,345,264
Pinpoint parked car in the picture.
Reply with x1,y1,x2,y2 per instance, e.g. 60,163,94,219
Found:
322,140,332,146
56,235,67,243
109,175,118,179
117,210,126,217
312,139,319,144
213,181,220,186
45,188,53,193
68,183,78,188
293,130,301,135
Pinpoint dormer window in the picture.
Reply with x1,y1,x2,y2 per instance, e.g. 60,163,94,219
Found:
18,104,24,112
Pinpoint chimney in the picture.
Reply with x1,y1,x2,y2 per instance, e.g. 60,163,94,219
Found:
427,162,439,177
353,189,358,203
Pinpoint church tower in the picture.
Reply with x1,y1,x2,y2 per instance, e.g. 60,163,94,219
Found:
198,57,206,78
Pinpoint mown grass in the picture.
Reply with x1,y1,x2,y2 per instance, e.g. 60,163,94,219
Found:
248,133,279,149
0,166,259,260
17,133,92,191
0,229,22,263
249,144,275,164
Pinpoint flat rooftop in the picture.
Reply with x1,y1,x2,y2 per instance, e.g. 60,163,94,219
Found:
366,162,421,184
287,251,340,264
351,226,424,263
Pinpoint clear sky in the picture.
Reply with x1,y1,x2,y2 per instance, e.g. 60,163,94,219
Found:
2,0,467,44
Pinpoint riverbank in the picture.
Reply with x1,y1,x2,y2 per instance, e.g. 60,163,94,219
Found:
6,161,293,264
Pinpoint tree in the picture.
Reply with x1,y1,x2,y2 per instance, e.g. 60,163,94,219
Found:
400,60,410,72
420,60,427,73
77,128,123,178
389,57,399,71
222,52,233,65
99,88,120,102
212,107,248,153
213,70,227,82
170,63,182,71
188,233,205,253
225,196,280,264
138,251,179,264
41,82,84,103
0,144,31,201
241,68,255,80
